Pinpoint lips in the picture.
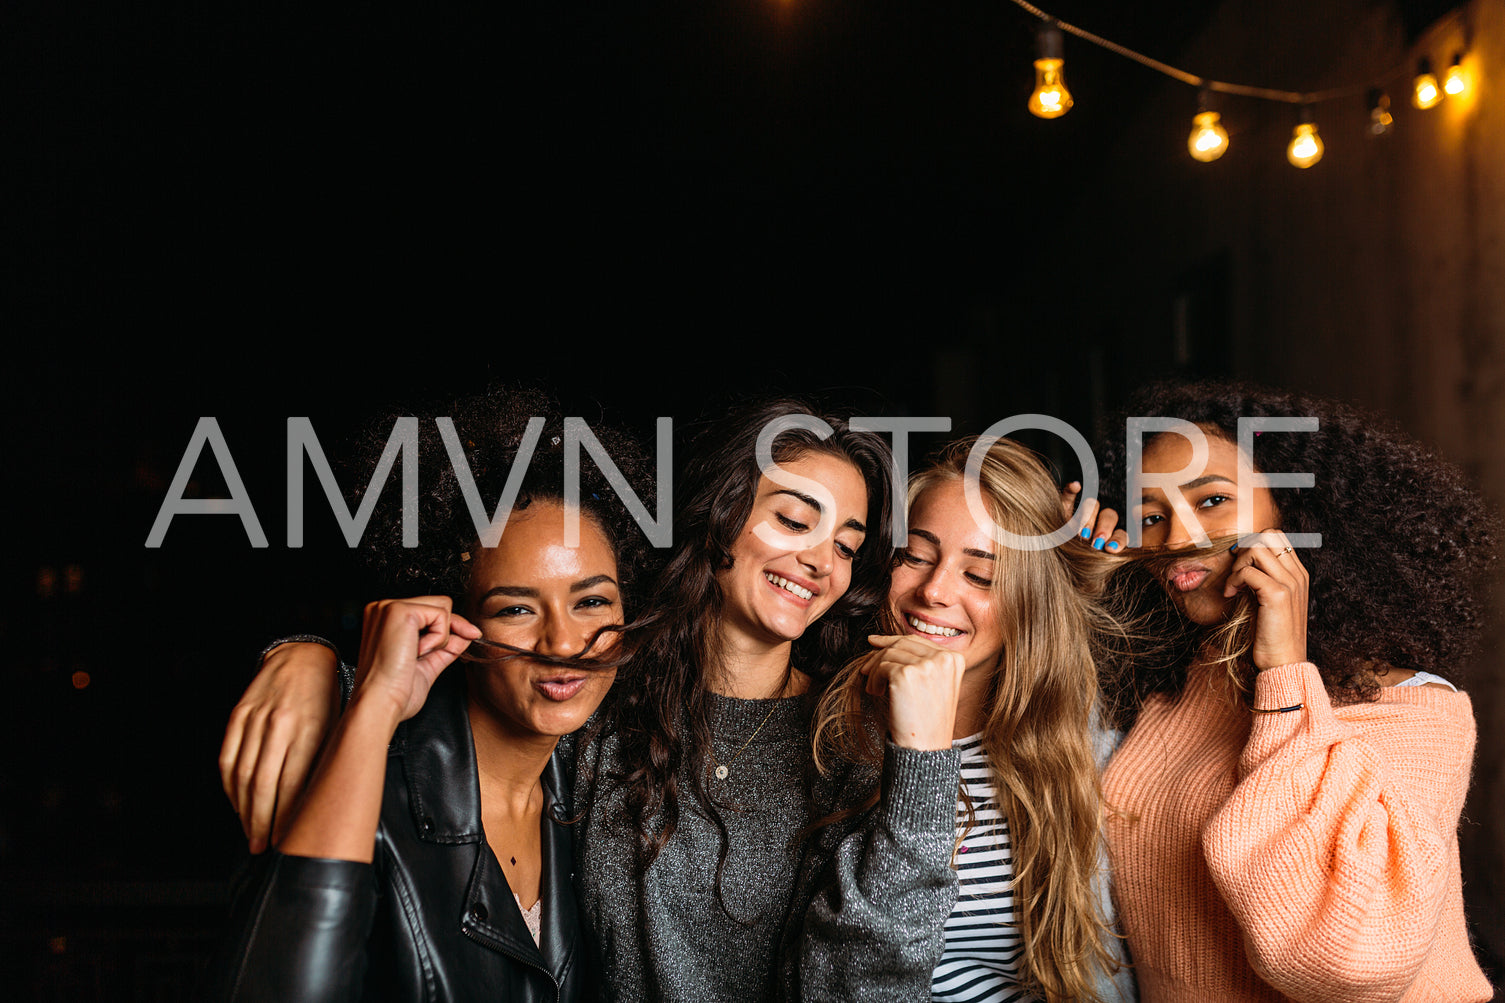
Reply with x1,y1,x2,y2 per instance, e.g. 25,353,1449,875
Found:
764,572,819,604
903,613,965,640
534,676,589,701
1168,564,1210,592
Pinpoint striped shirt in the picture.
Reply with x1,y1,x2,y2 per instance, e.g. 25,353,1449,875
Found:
931,733,1039,1003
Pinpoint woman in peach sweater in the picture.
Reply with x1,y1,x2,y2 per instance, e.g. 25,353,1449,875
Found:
1075,380,1496,1002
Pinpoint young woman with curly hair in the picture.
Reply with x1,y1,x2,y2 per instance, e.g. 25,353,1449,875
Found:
794,436,1136,1003
1073,379,1496,1002
212,387,659,1002
216,394,900,1001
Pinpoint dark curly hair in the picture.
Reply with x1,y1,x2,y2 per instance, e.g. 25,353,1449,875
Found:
597,395,896,890
1097,378,1497,716
350,384,659,619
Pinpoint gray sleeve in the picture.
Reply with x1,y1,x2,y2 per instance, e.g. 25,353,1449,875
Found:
1092,845,1139,1002
1090,711,1138,1001
796,743,960,1002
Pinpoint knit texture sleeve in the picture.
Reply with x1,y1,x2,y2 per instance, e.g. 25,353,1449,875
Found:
795,743,961,1002
1201,661,1477,1002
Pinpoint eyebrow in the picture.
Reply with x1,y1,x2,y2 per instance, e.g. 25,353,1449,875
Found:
480,574,618,600
775,488,867,535
908,528,995,562
1141,474,1236,504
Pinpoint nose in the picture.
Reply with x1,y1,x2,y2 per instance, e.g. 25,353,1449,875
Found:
533,610,581,658
796,538,835,578
1162,509,1203,549
914,565,954,606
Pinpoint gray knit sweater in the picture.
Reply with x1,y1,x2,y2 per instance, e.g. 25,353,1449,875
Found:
572,691,962,1002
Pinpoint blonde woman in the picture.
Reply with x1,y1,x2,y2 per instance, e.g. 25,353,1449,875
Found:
795,437,1134,1003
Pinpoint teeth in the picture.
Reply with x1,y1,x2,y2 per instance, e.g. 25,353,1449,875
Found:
909,616,961,637
764,573,814,600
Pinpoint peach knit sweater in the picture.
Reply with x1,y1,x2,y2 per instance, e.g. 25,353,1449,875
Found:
1102,661,1492,1002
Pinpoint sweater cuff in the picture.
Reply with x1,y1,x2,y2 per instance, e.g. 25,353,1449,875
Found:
257,634,342,667
880,743,960,834
1251,661,1322,710
1246,659,1330,707
1245,661,1333,764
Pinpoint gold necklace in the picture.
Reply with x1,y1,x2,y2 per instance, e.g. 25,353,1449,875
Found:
709,672,795,781
710,701,779,781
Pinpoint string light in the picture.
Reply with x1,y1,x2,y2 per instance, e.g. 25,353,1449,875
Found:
1002,1,1477,165
1413,57,1443,109
1286,107,1323,168
1188,111,1229,161
1028,25,1073,119
1444,53,1467,96
1367,88,1394,137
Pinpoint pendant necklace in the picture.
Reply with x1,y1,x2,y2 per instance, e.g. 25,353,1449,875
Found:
709,673,791,781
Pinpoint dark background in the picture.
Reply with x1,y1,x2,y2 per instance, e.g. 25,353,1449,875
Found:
9,0,1499,998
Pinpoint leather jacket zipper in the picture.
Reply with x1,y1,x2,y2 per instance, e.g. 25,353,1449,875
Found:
460,924,561,1003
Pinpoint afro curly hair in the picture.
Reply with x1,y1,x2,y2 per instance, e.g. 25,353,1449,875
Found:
348,384,660,616
1097,378,1498,705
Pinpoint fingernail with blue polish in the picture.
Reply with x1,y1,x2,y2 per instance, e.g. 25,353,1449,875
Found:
1092,537,1105,550
1080,527,1091,539
1106,541,1120,552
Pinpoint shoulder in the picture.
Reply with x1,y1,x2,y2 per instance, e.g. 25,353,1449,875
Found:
1338,680,1476,774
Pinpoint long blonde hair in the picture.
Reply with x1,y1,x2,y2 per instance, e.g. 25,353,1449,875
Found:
814,436,1123,1003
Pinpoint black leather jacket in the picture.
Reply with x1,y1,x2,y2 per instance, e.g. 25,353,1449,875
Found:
210,670,596,1002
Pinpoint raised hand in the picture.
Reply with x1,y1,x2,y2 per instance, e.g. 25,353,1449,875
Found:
274,597,480,862
1224,530,1309,671
1060,480,1129,552
352,596,481,723
860,635,967,750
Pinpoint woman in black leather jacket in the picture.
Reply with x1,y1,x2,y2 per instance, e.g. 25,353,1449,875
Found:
210,392,656,1002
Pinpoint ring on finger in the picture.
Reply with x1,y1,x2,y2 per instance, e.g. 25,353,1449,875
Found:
1277,546,1294,556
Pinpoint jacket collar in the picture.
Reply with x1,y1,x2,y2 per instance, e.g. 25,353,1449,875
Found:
393,669,582,976
396,669,485,841
396,670,574,839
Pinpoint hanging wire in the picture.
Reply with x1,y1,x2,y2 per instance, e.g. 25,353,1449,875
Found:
1004,0,1464,106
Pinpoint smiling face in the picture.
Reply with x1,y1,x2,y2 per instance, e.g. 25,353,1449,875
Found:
716,451,870,655
1136,430,1281,625
890,477,1006,677
462,500,621,739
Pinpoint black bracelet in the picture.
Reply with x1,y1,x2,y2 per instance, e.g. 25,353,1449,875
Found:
1250,702,1304,714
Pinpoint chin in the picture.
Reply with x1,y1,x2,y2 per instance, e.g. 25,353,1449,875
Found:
1176,593,1230,626
526,705,596,737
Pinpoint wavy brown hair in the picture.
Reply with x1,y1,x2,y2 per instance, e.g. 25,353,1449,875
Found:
590,396,896,905
814,437,1124,1003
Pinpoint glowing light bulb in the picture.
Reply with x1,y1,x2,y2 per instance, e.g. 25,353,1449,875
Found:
1187,110,1229,162
1028,27,1073,120
1443,54,1466,96
1287,122,1323,168
1367,89,1393,137
1413,58,1442,109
